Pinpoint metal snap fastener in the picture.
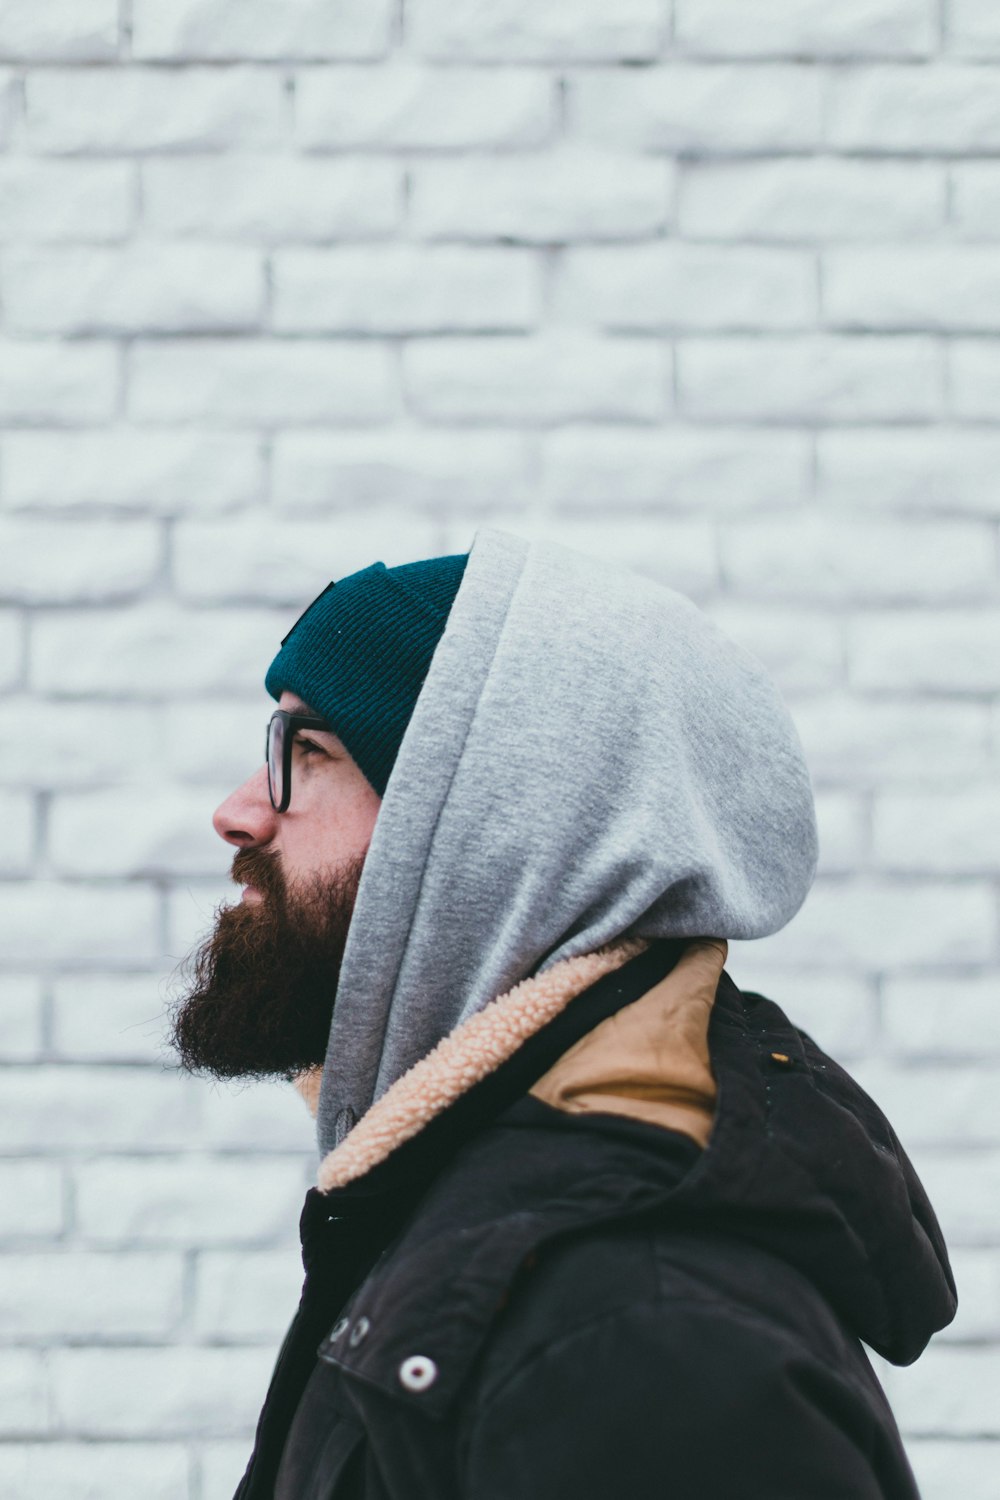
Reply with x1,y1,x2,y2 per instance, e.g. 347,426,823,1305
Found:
399,1355,438,1392
349,1316,371,1347
329,1317,350,1342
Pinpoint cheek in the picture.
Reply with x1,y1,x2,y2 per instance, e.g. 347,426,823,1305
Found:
336,785,381,852
290,775,381,865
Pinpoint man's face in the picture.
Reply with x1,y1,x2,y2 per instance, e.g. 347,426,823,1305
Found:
169,692,382,1080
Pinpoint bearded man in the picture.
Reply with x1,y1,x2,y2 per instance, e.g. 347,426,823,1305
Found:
172,529,955,1500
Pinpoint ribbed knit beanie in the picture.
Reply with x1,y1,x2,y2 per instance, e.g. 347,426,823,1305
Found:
265,553,468,797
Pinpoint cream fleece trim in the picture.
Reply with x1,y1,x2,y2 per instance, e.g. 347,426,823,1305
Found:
314,938,646,1193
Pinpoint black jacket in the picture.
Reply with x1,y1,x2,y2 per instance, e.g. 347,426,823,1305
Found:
235,944,957,1500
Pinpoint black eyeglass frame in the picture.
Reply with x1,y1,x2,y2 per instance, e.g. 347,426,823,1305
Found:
266,709,329,814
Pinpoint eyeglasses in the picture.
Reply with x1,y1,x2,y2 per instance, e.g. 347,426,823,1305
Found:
266,709,328,814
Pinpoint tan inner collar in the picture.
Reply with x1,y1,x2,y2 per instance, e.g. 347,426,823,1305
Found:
529,939,725,1149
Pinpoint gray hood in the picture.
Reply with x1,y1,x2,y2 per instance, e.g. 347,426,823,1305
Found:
316,529,817,1157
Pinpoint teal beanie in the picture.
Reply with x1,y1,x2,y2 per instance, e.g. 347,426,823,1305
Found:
264,553,468,797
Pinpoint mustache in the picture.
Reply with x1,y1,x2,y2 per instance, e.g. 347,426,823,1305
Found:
230,846,285,901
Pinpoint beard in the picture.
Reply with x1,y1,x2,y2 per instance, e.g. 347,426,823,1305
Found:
169,845,365,1081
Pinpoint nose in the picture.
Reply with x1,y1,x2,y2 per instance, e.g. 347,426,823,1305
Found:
212,766,278,849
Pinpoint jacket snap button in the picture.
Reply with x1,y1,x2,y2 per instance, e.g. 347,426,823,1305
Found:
329,1317,349,1343
398,1355,438,1392
349,1316,370,1347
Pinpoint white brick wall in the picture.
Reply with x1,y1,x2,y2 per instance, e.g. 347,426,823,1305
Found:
1,4,997,1496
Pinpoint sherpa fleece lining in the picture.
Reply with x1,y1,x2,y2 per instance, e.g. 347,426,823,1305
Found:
307,939,646,1193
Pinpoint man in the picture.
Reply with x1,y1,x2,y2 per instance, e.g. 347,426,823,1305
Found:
173,529,956,1500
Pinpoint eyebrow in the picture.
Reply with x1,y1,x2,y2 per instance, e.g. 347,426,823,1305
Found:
285,697,320,717
284,700,345,750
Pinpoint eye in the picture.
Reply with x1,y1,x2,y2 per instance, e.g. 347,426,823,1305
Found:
294,735,325,757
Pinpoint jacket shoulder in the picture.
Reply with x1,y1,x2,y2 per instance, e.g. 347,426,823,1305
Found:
461,1245,914,1500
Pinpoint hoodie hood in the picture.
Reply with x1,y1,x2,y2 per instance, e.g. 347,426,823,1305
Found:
317,528,818,1156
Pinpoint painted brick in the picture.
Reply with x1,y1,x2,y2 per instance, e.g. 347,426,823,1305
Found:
679,158,944,241
674,0,933,56
30,605,283,696
0,1351,49,1435
0,0,118,60
880,1345,1000,1436
133,0,392,59
950,162,1000,235
0,519,161,603
0,1160,64,1238
0,160,133,241
883,974,1000,1058
173,513,442,602
0,68,13,146
720,515,994,602
404,335,668,423
0,609,22,690
51,1345,276,1437
0,885,161,967
193,1248,303,1339
52,973,169,1062
0,789,33,874
950,340,1000,419
197,1077,319,1153
0,341,117,424
852,1059,1000,1145
554,243,814,330
2,244,263,334
908,1442,1000,1500
74,1157,306,1244
409,0,665,61
813,791,869,874
0,698,161,789
166,879,232,958
200,1445,251,1499
817,428,1000,517
567,66,824,152
704,604,845,693
825,245,1000,330
942,1249,1000,1339
2,430,263,514
750,878,997,970
791,695,991,784
272,429,532,512
163,698,268,786
722,962,877,1059
296,64,556,149
0,974,43,1057
950,0,1000,55
677,336,942,421
24,67,285,153
272,245,541,334
0,69,14,148
0,1067,195,1151
541,426,810,513
914,1149,1000,1242
446,513,718,597
828,66,1000,151
850,611,1000,693
874,791,1000,874
0,1445,189,1500
48,786,228,877
410,149,669,242
0,1251,183,1338
143,155,401,240
128,339,398,426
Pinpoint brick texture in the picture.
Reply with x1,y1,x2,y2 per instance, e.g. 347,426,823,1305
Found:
1,7,998,1498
